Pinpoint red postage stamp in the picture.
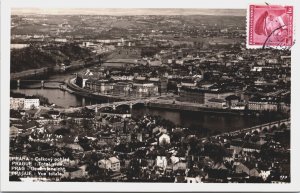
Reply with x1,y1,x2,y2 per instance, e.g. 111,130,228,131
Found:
248,5,294,48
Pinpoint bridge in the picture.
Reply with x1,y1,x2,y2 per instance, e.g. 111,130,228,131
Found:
61,98,158,113
88,99,152,111
209,118,290,140
234,118,290,134
11,79,66,89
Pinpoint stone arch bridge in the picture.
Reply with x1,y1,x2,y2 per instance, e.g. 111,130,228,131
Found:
86,99,152,112
211,118,291,139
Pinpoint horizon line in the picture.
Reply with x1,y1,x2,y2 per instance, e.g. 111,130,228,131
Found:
12,8,246,16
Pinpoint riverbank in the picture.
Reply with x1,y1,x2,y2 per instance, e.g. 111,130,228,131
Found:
11,73,289,117
66,77,239,114
66,78,124,102
148,101,242,115
10,59,98,80
11,86,288,132
66,78,290,117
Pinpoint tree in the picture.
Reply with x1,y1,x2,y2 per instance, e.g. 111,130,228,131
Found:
127,158,141,179
280,123,287,130
172,130,183,143
204,143,226,162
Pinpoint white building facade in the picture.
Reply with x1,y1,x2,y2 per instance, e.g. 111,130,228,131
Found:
24,98,40,109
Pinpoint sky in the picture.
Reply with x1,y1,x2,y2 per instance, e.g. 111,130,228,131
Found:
12,8,246,16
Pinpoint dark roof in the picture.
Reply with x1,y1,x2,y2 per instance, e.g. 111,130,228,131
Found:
243,142,261,150
180,86,205,93
25,96,39,99
48,110,60,115
208,98,226,103
14,121,38,130
86,79,110,84
249,96,279,103
230,139,243,147
225,95,240,101
230,139,261,150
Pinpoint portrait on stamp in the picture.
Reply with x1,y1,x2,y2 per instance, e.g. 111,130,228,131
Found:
248,5,293,47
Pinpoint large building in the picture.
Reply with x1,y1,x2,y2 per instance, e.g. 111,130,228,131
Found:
150,77,168,94
84,77,161,97
85,80,113,94
10,97,40,110
206,98,227,109
85,80,132,96
10,126,20,138
24,98,40,110
132,82,159,97
178,87,238,107
177,87,205,104
204,91,235,105
248,97,278,111
159,77,169,94
10,98,25,110
98,157,120,172
106,47,141,60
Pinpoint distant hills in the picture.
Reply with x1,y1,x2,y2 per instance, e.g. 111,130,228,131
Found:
11,14,245,38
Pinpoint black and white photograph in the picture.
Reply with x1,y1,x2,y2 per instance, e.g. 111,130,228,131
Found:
1,0,299,192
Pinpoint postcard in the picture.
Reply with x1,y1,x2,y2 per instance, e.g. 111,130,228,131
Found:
1,0,299,192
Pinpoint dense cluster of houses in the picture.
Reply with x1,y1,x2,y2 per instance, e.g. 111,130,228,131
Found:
9,14,291,183
9,104,290,183
70,40,290,113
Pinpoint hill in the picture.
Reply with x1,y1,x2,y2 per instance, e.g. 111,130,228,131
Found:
10,43,92,73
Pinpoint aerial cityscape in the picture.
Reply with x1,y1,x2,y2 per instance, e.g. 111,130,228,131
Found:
9,8,290,183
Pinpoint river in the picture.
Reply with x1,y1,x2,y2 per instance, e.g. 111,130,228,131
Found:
11,68,286,133
11,87,284,133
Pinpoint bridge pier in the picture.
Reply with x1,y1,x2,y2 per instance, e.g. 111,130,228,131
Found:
41,80,44,88
17,79,20,88
143,100,148,107
129,103,133,114
82,97,86,106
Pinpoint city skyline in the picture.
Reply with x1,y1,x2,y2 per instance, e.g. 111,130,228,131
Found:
12,8,246,16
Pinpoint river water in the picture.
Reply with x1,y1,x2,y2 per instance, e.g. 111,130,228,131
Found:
11,87,283,133
11,69,285,133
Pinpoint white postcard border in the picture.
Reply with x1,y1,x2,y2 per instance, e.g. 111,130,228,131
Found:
1,0,299,192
